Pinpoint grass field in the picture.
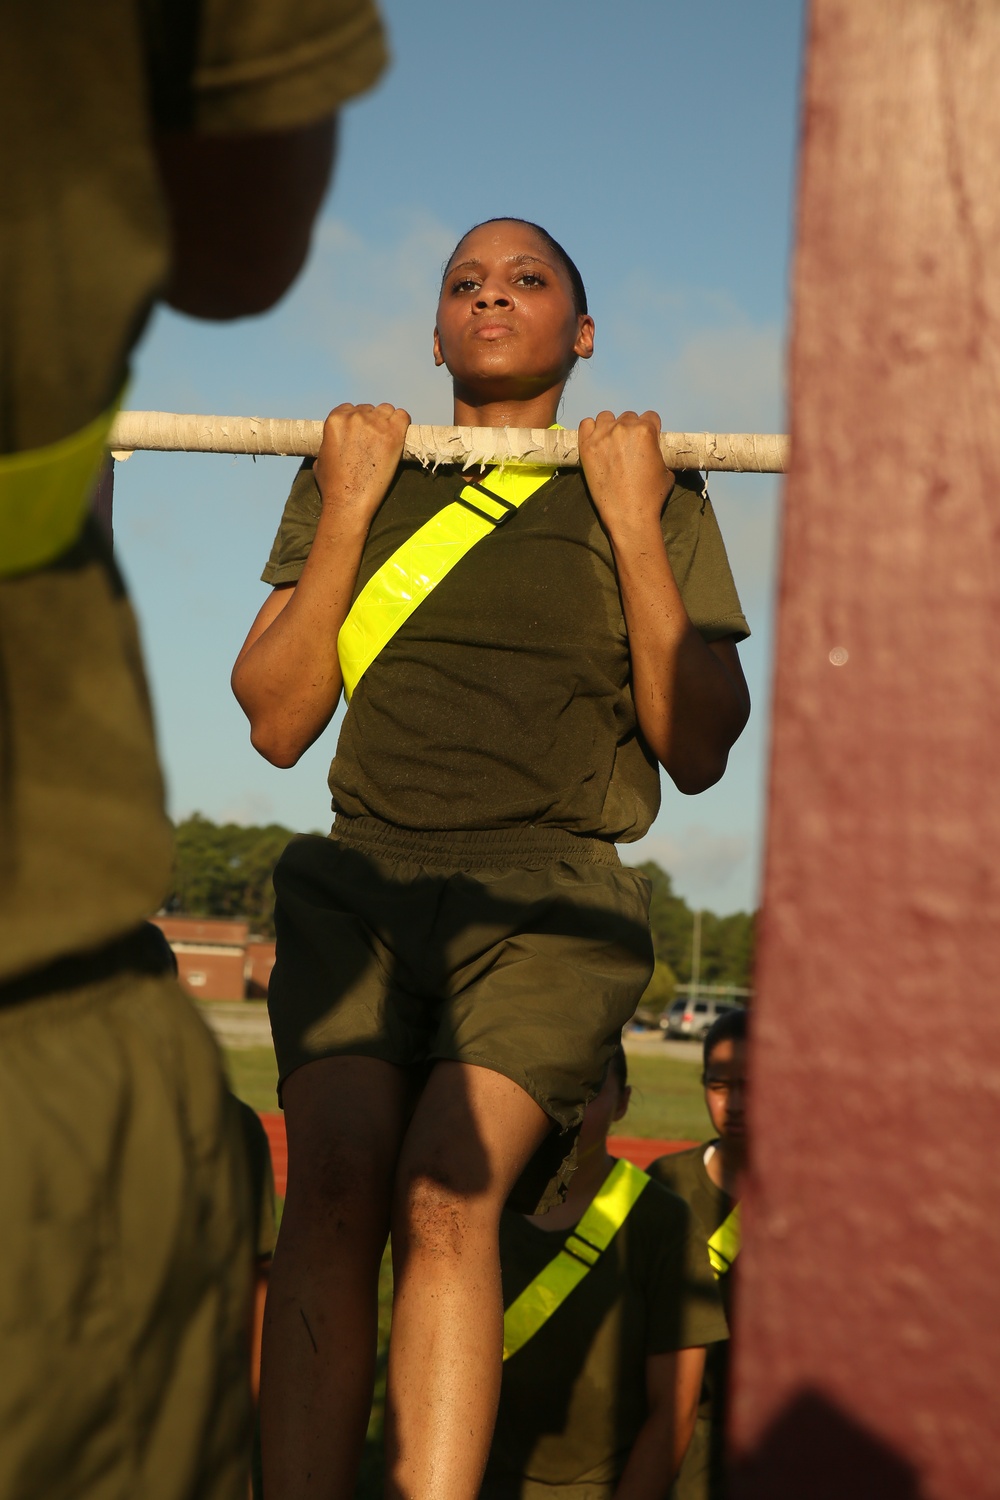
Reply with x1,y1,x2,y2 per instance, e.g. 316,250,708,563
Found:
223,1041,707,1497
223,1046,280,1115
614,1051,708,1142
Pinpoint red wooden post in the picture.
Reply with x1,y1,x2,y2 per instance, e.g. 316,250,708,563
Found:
730,3,1000,1497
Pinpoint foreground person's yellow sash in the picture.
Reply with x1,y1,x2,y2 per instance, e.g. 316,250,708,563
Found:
0,399,118,577
502,1157,650,1361
337,446,560,701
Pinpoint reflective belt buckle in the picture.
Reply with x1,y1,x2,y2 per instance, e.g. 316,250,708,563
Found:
458,481,518,526
564,1233,602,1267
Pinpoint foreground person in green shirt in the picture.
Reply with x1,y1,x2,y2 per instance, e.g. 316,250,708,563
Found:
233,216,751,1500
0,6,384,1498
483,1045,728,1500
648,1009,748,1500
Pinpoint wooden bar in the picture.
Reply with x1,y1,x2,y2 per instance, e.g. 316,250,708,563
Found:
108,411,790,474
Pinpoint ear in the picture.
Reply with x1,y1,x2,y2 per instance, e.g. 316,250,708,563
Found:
573,314,595,362
432,326,446,367
612,1084,631,1123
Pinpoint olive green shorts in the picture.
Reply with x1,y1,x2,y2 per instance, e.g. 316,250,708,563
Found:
269,818,654,1211
0,939,255,1500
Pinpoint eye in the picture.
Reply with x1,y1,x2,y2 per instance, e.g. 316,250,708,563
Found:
450,277,480,294
516,272,545,287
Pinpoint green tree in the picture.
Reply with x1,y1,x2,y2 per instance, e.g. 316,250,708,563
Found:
631,860,695,980
627,860,755,990
165,813,299,936
633,958,678,1026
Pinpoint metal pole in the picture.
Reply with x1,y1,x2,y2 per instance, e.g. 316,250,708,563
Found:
690,908,702,1004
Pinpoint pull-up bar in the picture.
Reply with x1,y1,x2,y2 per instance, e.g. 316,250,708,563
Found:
107,411,789,474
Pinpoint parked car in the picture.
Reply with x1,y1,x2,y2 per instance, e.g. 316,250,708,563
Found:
660,996,740,1041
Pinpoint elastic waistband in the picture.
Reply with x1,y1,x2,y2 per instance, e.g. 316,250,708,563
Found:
0,924,174,1009
330,815,621,869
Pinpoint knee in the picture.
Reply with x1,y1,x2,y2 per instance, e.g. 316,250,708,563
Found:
285,1131,392,1233
393,1166,497,1259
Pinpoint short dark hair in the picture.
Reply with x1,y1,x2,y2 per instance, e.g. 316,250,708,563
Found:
702,1007,747,1075
443,218,589,316
609,1041,629,1092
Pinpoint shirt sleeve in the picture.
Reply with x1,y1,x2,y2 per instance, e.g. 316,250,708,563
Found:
191,0,387,134
642,1185,731,1354
662,470,750,644
146,0,387,136
261,459,323,585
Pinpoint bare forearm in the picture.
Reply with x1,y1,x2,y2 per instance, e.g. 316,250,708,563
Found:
233,405,411,764
611,520,749,792
232,509,368,765
612,1405,696,1500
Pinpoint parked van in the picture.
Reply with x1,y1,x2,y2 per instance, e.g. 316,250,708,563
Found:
661,996,741,1041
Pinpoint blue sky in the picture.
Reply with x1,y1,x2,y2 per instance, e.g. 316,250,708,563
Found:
116,0,805,915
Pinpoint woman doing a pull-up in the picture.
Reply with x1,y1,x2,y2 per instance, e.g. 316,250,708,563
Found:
232,216,750,1499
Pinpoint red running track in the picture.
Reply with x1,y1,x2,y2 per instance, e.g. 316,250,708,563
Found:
259,1113,694,1198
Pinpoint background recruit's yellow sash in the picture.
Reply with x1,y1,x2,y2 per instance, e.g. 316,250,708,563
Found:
336,459,557,701
502,1158,650,1362
707,1203,741,1278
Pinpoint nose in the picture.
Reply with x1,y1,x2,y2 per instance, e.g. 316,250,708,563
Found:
729,1079,747,1111
474,278,512,310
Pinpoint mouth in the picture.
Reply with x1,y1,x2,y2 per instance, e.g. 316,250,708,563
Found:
472,321,515,340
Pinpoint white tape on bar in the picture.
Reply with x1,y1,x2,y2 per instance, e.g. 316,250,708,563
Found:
108,411,789,474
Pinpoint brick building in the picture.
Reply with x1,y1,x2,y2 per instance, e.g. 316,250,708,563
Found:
246,940,277,998
152,916,275,1001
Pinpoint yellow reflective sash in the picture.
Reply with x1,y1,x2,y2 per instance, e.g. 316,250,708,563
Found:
707,1203,741,1278
0,397,120,577
337,450,559,701
502,1157,650,1362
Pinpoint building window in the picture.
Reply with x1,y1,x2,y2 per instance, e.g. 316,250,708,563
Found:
187,971,207,987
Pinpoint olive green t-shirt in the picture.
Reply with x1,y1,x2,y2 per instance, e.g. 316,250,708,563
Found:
1,0,387,451
0,0,386,982
648,1145,735,1500
480,1176,729,1498
262,461,749,841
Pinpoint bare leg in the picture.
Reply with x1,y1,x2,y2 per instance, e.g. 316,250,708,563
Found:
260,1056,410,1500
385,1062,552,1500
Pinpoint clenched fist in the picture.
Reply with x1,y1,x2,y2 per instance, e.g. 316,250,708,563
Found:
578,410,675,539
314,402,411,524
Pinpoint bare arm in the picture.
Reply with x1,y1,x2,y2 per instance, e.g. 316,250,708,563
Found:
231,403,410,766
579,411,750,793
613,1346,706,1500
153,117,337,319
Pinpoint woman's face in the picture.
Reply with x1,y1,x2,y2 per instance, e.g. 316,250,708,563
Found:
433,221,594,400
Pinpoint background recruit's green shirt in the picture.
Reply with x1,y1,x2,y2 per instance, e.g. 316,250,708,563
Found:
263,461,750,841
0,0,385,982
479,1178,729,1500
648,1145,735,1500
